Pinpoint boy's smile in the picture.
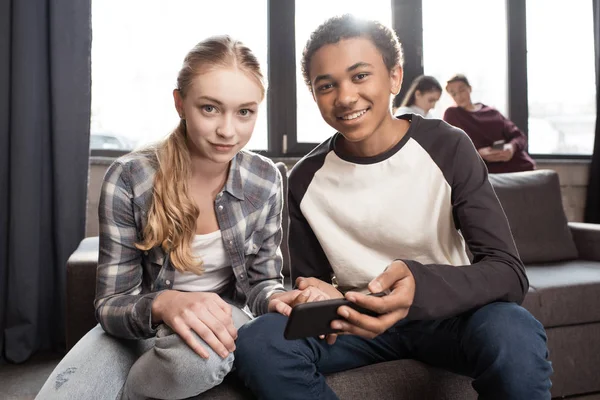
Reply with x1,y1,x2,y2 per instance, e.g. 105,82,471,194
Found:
337,107,370,123
308,37,408,157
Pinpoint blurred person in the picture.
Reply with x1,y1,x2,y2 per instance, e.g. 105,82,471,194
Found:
393,75,442,118
443,74,535,173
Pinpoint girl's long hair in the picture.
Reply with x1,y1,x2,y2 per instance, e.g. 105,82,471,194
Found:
400,75,442,107
136,36,265,274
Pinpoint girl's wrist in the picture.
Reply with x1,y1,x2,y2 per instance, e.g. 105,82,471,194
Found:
151,290,176,324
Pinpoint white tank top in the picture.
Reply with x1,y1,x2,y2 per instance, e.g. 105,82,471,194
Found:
172,230,233,292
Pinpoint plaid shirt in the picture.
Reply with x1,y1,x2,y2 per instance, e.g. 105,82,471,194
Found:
94,149,285,339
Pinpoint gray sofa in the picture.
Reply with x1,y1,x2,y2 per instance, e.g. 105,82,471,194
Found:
64,166,600,399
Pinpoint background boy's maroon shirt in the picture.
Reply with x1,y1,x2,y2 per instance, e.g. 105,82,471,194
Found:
444,104,535,173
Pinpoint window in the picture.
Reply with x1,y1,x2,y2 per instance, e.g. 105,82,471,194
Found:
90,1,597,159
90,133,133,150
526,1,596,155
295,0,393,144
422,0,508,119
91,0,269,151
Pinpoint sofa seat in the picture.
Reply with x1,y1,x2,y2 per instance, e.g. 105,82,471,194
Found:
59,168,600,398
524,261,600,327
199,360,475,400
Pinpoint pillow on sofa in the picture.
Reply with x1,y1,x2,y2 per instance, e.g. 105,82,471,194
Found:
488,170,578,264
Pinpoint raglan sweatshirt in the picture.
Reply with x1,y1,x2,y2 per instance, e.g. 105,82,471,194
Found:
443,104,536,174
288,114,528,321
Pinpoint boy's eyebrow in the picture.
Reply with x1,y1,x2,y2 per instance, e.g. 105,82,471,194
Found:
313,74,333,86
312,62,374,85
196,96,258,108
347,62,373,72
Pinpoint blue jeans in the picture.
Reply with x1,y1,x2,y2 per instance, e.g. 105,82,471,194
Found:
234,302,552,400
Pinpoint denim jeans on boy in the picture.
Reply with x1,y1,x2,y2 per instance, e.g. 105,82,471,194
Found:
234,302,552,400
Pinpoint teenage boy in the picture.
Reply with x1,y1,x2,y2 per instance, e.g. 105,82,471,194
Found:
236,15,552,400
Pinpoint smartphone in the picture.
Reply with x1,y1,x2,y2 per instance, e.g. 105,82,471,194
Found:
283,292,387,340
492,139,506,150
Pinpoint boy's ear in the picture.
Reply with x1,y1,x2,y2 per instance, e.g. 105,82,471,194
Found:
390,65,403,95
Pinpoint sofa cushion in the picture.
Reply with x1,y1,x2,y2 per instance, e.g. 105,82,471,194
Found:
325,360,475,400
488,170,578,264
199,360,475,399
275,162,291,278
524,260,600,327
520,287,542,321
66,237,101,350
544,323,600,397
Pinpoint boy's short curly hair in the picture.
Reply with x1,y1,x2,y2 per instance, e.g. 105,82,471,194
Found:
301,14,403,92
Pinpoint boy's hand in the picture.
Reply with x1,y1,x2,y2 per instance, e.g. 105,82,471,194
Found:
331,260,415,339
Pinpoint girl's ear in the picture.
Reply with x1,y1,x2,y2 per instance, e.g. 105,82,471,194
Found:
173,89,184,118
389,65,403,95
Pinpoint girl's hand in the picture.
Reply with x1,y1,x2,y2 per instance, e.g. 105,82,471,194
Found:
152,290,237,359
268,287,330,316
296,277,344,299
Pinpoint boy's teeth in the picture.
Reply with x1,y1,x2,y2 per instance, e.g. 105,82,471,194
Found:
342,109,366,120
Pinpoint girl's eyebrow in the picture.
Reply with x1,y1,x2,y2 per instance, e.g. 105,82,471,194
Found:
196,95,223,105
195,96,257,108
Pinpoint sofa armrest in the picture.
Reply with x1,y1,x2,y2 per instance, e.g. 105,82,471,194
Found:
66,237,100,350
569,222,600,261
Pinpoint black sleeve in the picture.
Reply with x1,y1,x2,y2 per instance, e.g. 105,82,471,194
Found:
405,131,528,320
287,165,334,286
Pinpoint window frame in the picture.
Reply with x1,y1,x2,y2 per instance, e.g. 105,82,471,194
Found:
271,0,593,160
91,0,595,160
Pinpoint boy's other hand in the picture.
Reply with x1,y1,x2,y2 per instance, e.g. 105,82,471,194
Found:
331,260,415,339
